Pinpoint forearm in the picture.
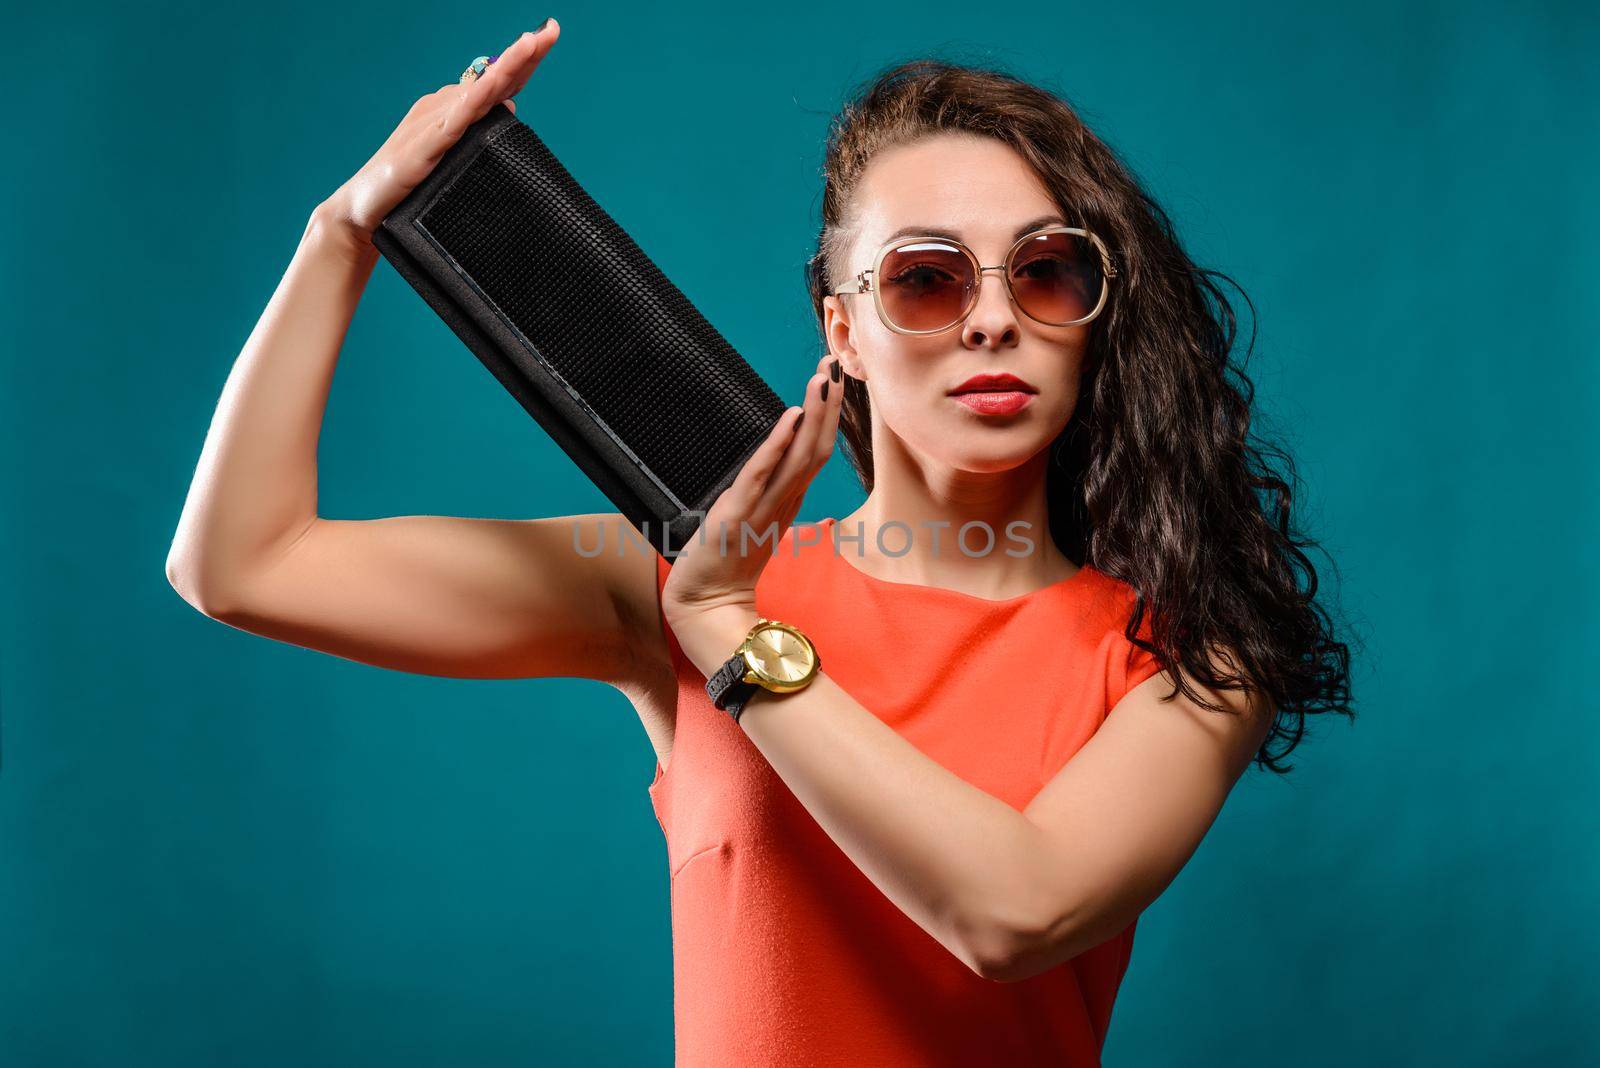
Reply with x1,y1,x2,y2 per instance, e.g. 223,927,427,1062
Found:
166,203,379,609
673,616,1051,977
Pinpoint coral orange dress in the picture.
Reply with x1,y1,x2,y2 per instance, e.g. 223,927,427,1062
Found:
649,516,1163,1066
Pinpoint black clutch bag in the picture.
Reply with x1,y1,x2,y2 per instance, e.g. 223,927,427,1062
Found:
372,101,787,557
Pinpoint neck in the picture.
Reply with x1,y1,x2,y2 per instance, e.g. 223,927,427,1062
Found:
836,439,1078,600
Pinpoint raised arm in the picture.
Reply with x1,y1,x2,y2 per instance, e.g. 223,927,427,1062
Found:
164,20,671,686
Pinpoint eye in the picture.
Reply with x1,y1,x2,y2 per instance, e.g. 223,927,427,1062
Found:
887,262,962,290
1013,253,1084,280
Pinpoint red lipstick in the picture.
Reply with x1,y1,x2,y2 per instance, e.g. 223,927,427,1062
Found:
948,373,1038,416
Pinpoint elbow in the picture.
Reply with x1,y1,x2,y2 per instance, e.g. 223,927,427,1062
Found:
968,929,1045,985
165,546,247,620
960,908,1062,978
964,893,1082,985
976,897,1147,984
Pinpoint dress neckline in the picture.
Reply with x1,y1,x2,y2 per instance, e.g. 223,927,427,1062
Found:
813,516,1095,607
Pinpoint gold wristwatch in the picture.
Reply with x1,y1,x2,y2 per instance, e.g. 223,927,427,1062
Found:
705,617,820,722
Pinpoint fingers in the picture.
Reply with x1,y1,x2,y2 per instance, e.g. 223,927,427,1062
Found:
724,406,806,516
760,353,845,515
759,369,827,506
710,350,847,555
812,353,845,473
411,20,559,166
453,18,561,131
493,18,561,103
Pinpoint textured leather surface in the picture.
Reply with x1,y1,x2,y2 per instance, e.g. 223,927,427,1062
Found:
705,653,758,719
373,103,786,555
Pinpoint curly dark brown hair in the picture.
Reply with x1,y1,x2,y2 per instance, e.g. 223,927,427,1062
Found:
804,58,1357,774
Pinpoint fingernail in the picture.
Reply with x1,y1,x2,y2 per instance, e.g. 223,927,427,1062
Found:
830,359,841,382
796,411,805,429
821,380,830,402
535,16,551,32
488,54,500,64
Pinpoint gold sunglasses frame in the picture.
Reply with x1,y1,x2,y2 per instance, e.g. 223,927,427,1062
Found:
832,225,1119,336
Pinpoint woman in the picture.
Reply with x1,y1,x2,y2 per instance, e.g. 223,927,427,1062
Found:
166,20,1354,1065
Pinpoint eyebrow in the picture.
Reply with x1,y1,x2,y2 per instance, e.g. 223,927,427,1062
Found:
881,213,1068,245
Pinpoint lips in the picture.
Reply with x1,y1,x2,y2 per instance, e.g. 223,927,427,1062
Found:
948,373,1038,395
951,391,1035,415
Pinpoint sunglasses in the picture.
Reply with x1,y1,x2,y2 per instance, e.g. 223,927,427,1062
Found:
832,225,1118,335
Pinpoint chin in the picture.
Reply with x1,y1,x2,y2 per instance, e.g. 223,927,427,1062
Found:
939,440,1051,474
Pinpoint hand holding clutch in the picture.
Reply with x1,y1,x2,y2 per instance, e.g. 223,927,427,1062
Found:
369,26,788,556
661,352,845,682
320,20,562,247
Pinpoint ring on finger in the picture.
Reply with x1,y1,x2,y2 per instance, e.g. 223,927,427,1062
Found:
459,54,497,84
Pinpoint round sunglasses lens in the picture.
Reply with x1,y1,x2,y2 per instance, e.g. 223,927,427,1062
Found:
1009,232,1105,324
877,240,975,332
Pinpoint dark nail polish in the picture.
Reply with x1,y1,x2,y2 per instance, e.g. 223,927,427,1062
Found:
821,380,830,402
795,411,805,429
830,359,841,382
536,16,551,32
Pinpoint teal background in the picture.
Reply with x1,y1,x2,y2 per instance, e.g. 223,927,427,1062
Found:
5,1,1596,1064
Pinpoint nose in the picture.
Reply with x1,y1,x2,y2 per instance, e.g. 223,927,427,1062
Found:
959,265,1021,349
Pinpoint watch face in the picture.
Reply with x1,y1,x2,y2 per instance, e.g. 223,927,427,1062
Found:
746,624,816,684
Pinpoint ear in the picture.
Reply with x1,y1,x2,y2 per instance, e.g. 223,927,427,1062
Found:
822,295,867,381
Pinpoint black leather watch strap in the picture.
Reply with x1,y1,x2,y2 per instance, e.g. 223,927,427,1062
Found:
706,653,761,722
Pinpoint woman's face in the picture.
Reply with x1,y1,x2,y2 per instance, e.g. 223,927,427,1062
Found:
822,133,1093,475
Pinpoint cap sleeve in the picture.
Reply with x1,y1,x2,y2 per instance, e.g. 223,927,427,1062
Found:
1108,584,1166,708
1124,619,1164,692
